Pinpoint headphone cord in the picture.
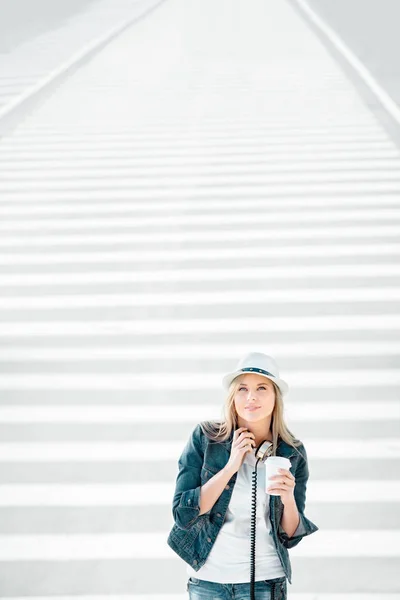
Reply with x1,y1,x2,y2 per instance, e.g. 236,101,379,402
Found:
250,457,261,600
251,457,278,600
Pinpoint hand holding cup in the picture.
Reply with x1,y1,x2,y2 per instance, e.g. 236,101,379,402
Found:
265,456,295,505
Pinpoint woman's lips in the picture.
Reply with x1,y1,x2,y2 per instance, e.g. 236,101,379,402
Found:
245,406,260,411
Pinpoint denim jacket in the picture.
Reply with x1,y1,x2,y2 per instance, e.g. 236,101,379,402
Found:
166,423,319,585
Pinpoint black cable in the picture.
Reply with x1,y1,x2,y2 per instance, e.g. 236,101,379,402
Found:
251,440,280,600
250,457,261,600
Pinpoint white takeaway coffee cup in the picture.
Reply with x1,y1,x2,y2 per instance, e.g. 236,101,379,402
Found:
265,456,292,495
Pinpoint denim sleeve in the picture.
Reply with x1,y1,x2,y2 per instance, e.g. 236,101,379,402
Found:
172,424,205,531
277,443,319,549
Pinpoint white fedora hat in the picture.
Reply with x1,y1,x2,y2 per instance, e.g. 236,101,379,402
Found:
222,352,289,396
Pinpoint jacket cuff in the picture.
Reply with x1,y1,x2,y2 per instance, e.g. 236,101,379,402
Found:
278,512,319,549
176,486,202,529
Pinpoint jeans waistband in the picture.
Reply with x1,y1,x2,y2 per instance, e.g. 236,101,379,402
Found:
187,575,286,598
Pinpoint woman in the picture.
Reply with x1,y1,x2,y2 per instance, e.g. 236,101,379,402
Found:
167,351,319,600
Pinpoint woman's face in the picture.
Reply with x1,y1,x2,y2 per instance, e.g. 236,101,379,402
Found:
233,373,276,423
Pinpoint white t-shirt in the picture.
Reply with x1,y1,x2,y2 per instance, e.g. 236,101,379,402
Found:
186,449,286,583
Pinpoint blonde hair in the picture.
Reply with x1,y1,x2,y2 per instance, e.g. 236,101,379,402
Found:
200,375,305,458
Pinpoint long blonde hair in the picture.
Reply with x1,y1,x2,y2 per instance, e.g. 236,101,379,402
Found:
200,376,304,458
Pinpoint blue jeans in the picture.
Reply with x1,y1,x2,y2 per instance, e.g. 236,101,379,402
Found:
187,576,287,600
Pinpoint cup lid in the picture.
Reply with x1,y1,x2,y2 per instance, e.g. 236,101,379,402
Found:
266,456,291,465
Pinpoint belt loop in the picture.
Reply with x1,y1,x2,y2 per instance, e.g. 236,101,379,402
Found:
271,581,275,600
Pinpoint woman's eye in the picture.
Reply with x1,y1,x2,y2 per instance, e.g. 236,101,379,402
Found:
238,386,266,391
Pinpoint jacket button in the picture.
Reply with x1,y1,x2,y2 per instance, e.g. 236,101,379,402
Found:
207,537,212,542
217,513,222,517
193,559,197,565
225,485,229,490
188,499,191,504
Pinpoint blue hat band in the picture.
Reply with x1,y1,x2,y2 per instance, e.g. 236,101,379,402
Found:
239,367,275,378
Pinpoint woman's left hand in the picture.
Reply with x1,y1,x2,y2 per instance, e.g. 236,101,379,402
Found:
267,468,296,505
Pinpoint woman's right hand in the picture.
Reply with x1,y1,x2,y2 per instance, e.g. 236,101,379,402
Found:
225,427,256,474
